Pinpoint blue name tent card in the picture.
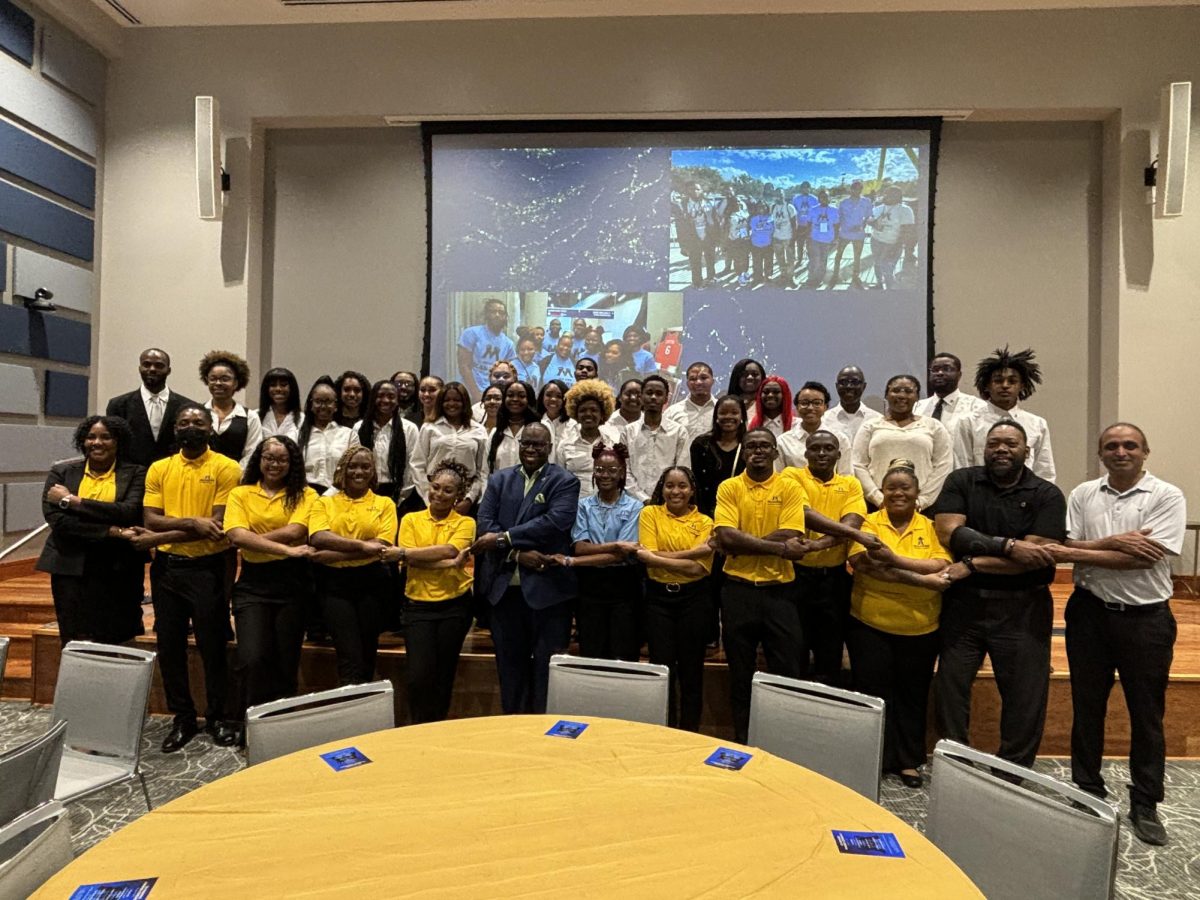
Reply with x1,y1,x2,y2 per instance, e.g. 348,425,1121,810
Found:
546,720,588,739
832,830,905,858
320,747,371,771
70,877,158,899
704,747,753,771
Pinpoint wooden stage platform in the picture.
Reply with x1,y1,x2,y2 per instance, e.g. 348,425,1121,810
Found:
3,558,1198,757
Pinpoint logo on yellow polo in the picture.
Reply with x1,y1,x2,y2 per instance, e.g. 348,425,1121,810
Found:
200,475,215,484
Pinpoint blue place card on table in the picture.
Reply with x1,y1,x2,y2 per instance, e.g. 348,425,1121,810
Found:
705,747,753,771
320,746,371,771
546,720,589,739
832,830,905,858
70,877,157,899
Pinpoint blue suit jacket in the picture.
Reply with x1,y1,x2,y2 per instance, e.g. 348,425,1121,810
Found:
476,462,579,610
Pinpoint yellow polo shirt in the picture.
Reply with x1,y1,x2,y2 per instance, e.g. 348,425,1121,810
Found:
781,466,867,569
399,509,475,602
638,505,714,585
79,464,117,503
714,472,808,585
144,449,241,557
224,484,320,563
310,490,397,568
848,510,950,636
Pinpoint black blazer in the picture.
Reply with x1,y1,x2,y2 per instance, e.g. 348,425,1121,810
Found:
36,460,147,577
105,388,197,469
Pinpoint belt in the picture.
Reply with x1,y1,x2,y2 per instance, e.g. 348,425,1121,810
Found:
647,578,708,595
796,565,846,577
157,552,223,565
1078,586,1166,614
725,574,787,588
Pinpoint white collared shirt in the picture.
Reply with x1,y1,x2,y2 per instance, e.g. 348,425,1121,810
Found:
303,421,359,488
851,415,953,509
776,425,853,476
413,417,489,503
204,399,263,470
663,396,716,443
623,417,690,503
822,403,882,445
1067,472,1185,606
140,385,171,440
552,421,624,499
608,410,641,435
953,401,1057,483
485,423,528,476
260,409,304,442
913,389,985,436
353,417,419,500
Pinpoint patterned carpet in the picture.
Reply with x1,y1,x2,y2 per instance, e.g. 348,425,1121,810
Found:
2,701,1198,898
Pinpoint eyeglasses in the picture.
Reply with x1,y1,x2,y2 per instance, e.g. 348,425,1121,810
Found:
207,375,235,385
593,467,623,475
836,379,864,388
519,440,549,449
795,400,825,408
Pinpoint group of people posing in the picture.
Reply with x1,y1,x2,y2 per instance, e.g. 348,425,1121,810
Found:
35,339,1183,846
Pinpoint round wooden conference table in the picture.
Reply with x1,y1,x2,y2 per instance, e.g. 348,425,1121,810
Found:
35,715,981,898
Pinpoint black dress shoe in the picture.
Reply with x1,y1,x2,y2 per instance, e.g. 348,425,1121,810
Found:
1129,803,1168,845
899,770,924,789
162,720,199,753
206,721,243,747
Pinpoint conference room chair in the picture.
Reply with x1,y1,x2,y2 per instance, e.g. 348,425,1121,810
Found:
546,654,670,726
0,801,73,898
245,680,396,766
926,740,1119,900
0,635,8,694
0,720,66,828
746,673,885,802
50,641,156,811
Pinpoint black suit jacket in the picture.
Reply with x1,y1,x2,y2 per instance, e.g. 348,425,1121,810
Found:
105,388,197,469
36,460,148,577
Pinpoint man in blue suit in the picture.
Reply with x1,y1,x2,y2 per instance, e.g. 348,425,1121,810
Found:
472,422,579,714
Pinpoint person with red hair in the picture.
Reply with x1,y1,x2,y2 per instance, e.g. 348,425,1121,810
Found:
748,375,793,437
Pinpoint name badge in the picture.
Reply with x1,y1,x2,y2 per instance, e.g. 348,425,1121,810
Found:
320,746,371,771
705,747,752,770
546,720,588,739
71,879,158,899
832,831,905,858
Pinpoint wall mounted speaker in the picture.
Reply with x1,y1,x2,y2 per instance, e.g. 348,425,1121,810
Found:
196,96,222,220
1156,82,1191,218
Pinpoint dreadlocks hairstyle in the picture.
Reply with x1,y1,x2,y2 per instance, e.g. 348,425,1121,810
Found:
591,441,630,489
649,465,699,507
974,346,1042,402
242,436,309,511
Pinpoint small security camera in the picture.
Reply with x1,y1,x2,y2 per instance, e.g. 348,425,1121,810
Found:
16,287,57,312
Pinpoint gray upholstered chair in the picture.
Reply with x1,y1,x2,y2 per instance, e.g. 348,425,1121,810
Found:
0,719,66,828
0,801,73,898
245,680,395,766
546,654,670,726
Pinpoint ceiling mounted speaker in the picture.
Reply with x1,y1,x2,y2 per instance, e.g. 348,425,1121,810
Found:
1156,82,1191,218
196,96,222,221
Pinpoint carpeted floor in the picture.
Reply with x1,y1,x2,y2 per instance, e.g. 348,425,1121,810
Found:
3,701,1198,898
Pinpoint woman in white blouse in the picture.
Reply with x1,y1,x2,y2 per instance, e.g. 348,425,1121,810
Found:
537,379,571,443
354,379,419,505
485,381,540,475
554,379,624,498
412,380,488,514
851,374,952,510
199,349,263,471
299,376,360,493
257,367,303,442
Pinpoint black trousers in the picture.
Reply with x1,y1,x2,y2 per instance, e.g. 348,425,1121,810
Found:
1065,589,1176,807
232,558,311,711
846,617,939,772
645,579,712,732
317,563,389,686
50,546,145,646
489,586,572,715
936,586,1052,767
722,578,804,744
793,565,851,684
575,566,642,662
150,552,230,726
404,593,473,724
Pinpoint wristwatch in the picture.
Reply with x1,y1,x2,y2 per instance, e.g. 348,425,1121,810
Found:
496,532,510,552
962,556,978,574
58,495,72,510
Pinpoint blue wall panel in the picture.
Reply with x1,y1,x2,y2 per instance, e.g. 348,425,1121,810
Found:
44,370,88,418
0,179,94,261
0,119,96,209
0,303,90,364
0,238,6,289
0,0,34,67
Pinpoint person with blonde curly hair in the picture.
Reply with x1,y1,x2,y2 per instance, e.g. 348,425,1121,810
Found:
199,349,262,470
553,379,623,499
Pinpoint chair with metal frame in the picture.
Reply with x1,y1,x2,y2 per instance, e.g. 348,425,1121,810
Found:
245,680,396,766
0,636,9,695
546,654,671,726
0,801,73,898
0,720,66,828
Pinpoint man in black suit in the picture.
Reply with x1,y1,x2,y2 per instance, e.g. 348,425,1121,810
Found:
105,348,197,469
472,422,579,714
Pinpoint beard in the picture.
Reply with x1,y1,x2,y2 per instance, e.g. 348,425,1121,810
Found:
985,455,1024,480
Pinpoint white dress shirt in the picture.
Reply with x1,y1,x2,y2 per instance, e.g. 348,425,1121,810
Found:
755,414,787,437
484,423,527,476
140,385,171,441
261,409,304,442
541,414,571,446
552,421,624,499
663,396,716,444
413,417,489,503
623,417,690,503
851,415,953,509
303,421,359,488
1067,472,1186,606
353,417,419,501
913,390,985,438
205,400,263,471
822,403,882,445
608,410,641,433
776,425,853,476
953,401,1057,483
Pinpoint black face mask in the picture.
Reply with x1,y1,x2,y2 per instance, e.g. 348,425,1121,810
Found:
176,428,209,450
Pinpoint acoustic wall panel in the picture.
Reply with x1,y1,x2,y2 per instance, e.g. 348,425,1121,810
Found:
0,179,94,260
13,246,93,313
43,370,87,418
3,482,44,532
0,302,31,355
0,118,96,208
0,52,97,157
0,423,75,472
0,362,39,415
0,238,6,288
0,303,90,364
0,0,34,67
41,22,105,108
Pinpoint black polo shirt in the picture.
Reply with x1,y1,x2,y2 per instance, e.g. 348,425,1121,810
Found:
933,465,1066,592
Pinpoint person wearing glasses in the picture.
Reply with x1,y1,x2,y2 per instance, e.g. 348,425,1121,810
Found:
199,350,262,471
390,370,424,427
822,364,881,445
776,381,852,474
